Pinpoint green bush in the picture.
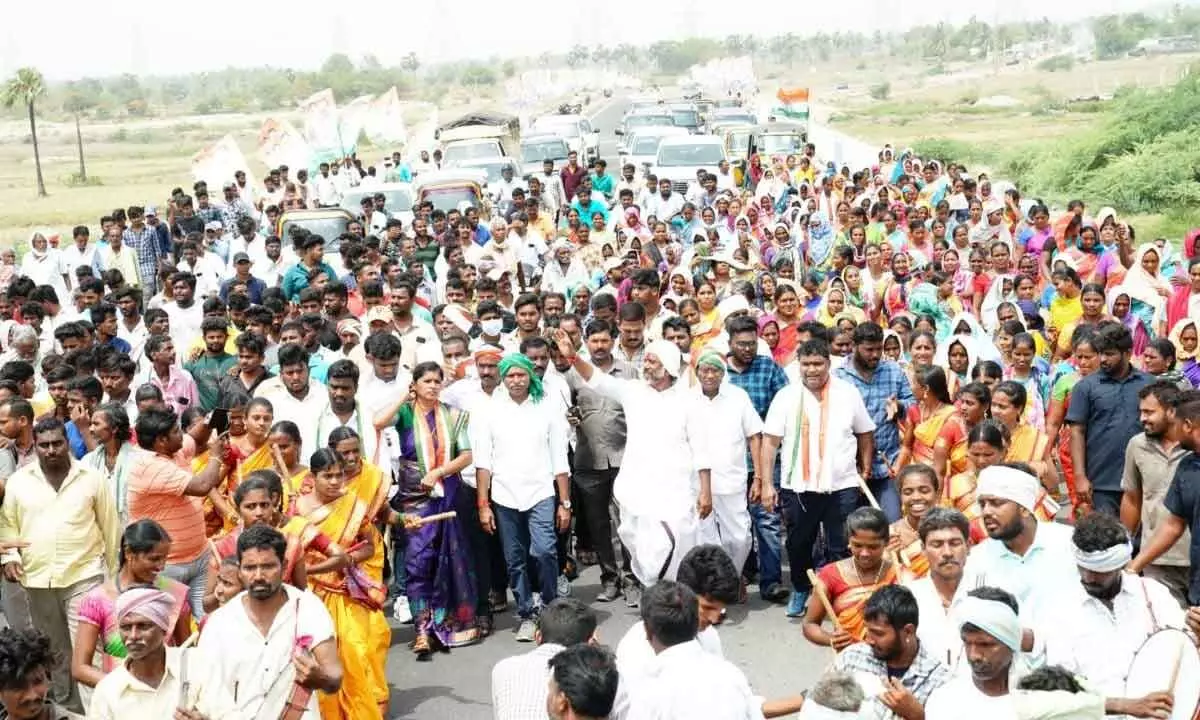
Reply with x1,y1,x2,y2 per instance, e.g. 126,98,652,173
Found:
1036,55,1075,72
913,138,997,166
869,82,891,100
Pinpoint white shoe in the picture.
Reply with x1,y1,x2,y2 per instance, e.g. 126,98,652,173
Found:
393,595,413,624
556,574,572,598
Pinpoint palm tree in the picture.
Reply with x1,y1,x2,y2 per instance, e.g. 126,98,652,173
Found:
2,67,47,197
64,86,96,183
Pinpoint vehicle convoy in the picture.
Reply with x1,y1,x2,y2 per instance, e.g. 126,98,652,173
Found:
650,135,727,195
435,111,521,167
530,113,600,162
664,102,703,134
618,125,689,171
519,134,571,177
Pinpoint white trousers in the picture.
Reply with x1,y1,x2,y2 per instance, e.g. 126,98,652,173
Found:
617,508,698,588
697,491,752,573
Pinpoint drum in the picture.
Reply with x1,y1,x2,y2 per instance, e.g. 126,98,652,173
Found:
1124,628,1200,720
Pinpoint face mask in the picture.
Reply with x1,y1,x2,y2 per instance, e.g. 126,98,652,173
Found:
481,319,503,336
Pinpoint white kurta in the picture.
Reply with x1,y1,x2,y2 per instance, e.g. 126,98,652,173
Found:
691,383,761,572
584,371,709,585
623,640,764,720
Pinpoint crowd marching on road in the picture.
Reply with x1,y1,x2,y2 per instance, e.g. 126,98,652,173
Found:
0,88,1197,720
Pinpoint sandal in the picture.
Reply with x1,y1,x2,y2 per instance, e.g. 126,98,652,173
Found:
477,615,494,638
413,633,433,661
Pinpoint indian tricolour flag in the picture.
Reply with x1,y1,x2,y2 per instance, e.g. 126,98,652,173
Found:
772,87,810,121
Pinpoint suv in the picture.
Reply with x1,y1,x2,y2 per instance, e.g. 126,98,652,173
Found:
650,136,727,195
519,134,571,177
531,114,600,162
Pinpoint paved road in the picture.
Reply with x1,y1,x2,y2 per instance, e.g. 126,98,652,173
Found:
385,96,833,719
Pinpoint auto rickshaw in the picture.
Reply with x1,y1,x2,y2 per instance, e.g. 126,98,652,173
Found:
277,208,354,274
727,122,809,188
413,168,492,217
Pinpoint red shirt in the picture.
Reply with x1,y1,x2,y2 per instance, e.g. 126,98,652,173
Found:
561,165,587,202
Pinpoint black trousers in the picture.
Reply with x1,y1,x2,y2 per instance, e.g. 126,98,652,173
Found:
574,467,622,584
459,483,508,615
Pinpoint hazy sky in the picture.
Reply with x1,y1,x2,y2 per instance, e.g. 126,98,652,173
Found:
3,0,1159,80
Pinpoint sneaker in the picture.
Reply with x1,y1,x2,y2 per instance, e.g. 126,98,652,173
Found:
393,595,413,624
597,581,621,603
624,584,642,609
786,590,810,618
515,619,537,642
556,574,572,598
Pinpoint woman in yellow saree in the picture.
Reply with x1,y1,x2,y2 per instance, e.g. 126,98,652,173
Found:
990,381,1060,505
687,281,722,353
203,395,277,534
896,365,958,478
201,469,346,614
269,420,310,511
802,508,898,651
888,465,938,580
295,447,392,720
944,419,1057,544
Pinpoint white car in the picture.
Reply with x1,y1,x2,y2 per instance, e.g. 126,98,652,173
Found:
618,126,689,172
650,135,727,195
531,114,600,162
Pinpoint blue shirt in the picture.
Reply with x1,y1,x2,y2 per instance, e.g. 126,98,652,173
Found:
281,262,337,303
1164,453,1200,604
835,359,914,480
104,336,131,354
1064,366,1151,492
219,276,267,305
571,198,609,225
65,420,87,459
725,354,789,420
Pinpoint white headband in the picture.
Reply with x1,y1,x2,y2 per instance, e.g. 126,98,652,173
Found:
1074,542,1132,573
956,596,1021,652
976,465,1039,515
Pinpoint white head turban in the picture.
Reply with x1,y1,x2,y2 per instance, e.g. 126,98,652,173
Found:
645,339,682,378
1074,541,1132,573
956,595,1022,652
717,294,750,323
976,465,1039,515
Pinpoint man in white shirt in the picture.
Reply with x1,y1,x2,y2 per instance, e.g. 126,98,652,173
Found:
553,334,711,601
313,162,340,207
715,160,737,192
161,272,204,356
903,507,972,670
475,353,571,642
958,464,1078,626
760,337,876,618
314,359,376,464
624,581,763,720
198,525,342,719
540,159,568,212
1041,511,1188,705
491,164,525,210
647,177,684,224
60,226,102,286
692,352,762,575
492,598,597,720
253,343,329,454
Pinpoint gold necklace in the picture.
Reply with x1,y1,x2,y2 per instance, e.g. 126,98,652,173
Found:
851,557,887,587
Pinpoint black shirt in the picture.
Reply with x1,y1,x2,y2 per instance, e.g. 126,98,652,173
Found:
1164,452,1200,604
1064,366,1151,492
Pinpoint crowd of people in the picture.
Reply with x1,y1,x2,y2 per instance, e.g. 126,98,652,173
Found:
0,119,1196,720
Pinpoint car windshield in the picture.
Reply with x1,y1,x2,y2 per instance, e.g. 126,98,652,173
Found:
726,131,752,154
533,118,578,135
759,134,804,154
714,112,756,125
671,110,699,127
442,142,500,165
463,163,511,185
631,136,664,155
657,143,724,166
521,141,568,163
422,186,480,213
281,217,348,252
342,187,413,214
627,115,674,129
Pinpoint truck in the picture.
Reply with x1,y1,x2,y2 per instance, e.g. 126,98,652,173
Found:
435,111,521,168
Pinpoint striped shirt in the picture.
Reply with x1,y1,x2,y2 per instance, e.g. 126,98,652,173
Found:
127,453,206,564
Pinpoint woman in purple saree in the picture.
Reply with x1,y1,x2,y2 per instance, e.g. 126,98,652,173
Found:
389,361,479,659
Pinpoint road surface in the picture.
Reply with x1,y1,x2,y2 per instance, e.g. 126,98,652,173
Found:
385,95,836,719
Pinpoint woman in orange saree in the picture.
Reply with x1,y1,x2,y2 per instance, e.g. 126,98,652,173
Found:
937,381,990,482
943,420,1057,543
802,508,898,650
201,469,346,614
896,365,958,478
295,448,392,720
888,465,939,580
771,282,804,366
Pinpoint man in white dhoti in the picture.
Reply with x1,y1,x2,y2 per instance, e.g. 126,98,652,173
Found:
552,331,711,602
692,350,762,579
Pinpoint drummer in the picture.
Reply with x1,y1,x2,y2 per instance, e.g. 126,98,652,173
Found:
1041,512,1192,702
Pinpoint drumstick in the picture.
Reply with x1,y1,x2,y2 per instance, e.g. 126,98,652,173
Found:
1167,636,1185,693
180,631,198,649
806,569,841,631
417,511,458,526
269,443,289,478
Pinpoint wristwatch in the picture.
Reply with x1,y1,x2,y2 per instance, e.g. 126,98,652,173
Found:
560,499,573,510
